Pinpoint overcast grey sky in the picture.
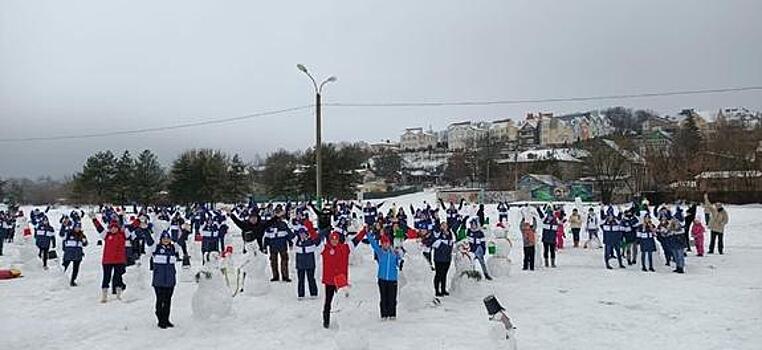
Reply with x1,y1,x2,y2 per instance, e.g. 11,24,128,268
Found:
1,0,761,179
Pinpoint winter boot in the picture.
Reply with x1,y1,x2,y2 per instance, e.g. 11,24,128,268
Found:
100,288,108,303
544,258,549,268
116,287,123,301
673,267,685,274
551,259,556,268
641,266,647,272
323,311,330,329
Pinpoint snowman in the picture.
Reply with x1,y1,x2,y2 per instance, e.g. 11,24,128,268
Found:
487,224,513,278
237,243,270,297
191,252,233,320
398,240,432,310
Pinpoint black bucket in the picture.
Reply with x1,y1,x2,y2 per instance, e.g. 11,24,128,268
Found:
483,295,505,316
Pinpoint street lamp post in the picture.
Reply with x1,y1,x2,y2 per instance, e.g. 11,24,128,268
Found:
297,64,336,204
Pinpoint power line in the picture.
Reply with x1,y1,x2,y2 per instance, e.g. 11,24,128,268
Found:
0,105,314,143
324,85,762,107
1,85,760,143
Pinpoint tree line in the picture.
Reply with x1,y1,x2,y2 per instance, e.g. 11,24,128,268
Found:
69,149,253,205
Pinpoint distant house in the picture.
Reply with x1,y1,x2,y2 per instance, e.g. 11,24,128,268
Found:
368,140,400,153
447,121,488,150
636,130,673,156
495,148,589,182
695,170,762,192
517,117,541,147
400,127,436,151
489,118,518,142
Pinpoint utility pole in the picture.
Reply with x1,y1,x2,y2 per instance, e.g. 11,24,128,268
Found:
297,64,336,204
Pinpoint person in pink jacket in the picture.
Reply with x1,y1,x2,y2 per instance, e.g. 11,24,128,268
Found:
691,218,706,257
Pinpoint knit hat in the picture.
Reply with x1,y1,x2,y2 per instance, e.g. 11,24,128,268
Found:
160,230,171,240
380,234,391,246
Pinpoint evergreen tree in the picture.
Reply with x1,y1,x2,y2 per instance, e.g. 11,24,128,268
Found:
133,150,165,205
261,149,300,198
225,154,252,202
72,150,118,203
113,150,135,204
168,149,229,204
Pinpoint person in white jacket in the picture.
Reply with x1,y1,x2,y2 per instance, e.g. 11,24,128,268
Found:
583,208,602,249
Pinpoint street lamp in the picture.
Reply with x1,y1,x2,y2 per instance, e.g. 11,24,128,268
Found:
297,64,337,204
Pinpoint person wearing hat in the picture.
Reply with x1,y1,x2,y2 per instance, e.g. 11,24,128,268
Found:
704,193,729,254
368,231,403,320
600,211,625,269
432,221,454,296
583,207,601,249
667,215,686,273
656,216,673,266
293,221,320,299
34,216,56,269
263,206,294,282
568,208,582,248
637,214,657,272
308,200,336,241
537,205,559,268
320,228,367,328
61,222,88,286
92,216,132,302
520,215,537,271
151,231,179,328
467,217,492,280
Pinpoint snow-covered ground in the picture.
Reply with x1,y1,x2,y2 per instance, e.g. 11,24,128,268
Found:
1,192,761,350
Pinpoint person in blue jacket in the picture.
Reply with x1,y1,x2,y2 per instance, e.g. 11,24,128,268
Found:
638,214,657,272
61,222,88,286
362,201,384,226
601,212,625,269
200,218,220,264
431,221,454,297
293,223,320,299
621,209,641,265
151,231,179,329
466,218,492,280
35,216,56,269
369,232,403,320
263,208,294,282
497,201,510,224
537,206,558,268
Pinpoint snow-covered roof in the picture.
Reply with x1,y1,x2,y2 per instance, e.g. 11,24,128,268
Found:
521,174,564,187
695,171,762,179
668,181,697,188
495,148,588,164
601,139,646,165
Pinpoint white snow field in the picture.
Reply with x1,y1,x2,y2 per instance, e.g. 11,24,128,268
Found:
1,191,761,350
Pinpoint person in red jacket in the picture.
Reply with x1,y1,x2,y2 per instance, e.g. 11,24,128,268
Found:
321,227,366,329
93,217,132,303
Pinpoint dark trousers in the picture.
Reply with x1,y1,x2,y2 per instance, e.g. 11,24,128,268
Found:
571,228,581,244
297,268,318,297
101,264,125,289
38,248,49,267
269,249,289,280
641,251,653,270
433,261,450,293
708,231,724,254
542,242,556,260
323,284,337,327
0,236,4,255
63,260,81,283
378,279,398,318
154,287,175,325
522,246,535,270
683,219,693,251
605,244,623,267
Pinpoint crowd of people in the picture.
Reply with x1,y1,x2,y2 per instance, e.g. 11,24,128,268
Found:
0,192,730,329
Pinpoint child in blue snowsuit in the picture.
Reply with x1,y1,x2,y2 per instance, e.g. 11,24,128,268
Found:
151,231,178,328
369,232,403,320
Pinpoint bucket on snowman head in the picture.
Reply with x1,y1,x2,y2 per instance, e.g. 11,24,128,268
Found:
23,227,32,237
222,245,233,258
487,241,497,255
483,295,505,317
